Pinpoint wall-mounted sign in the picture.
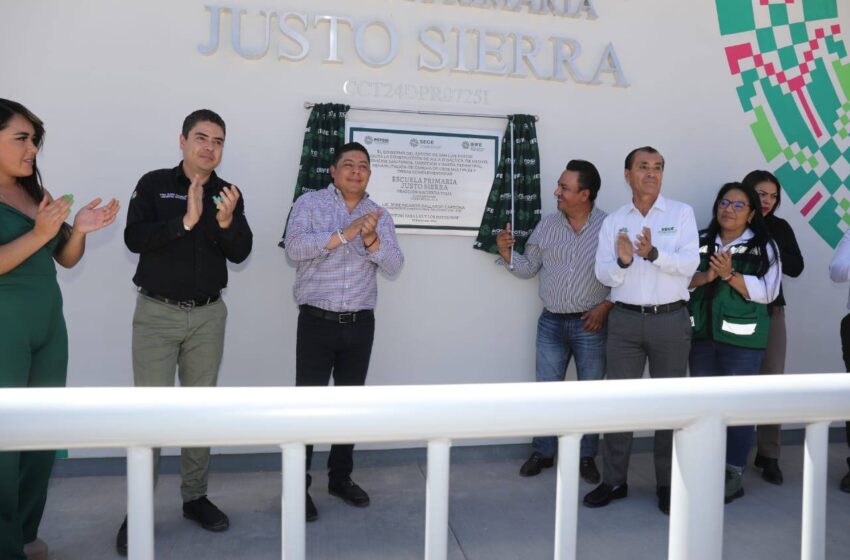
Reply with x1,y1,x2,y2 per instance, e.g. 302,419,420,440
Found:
348,123,499,235
199,2,628,87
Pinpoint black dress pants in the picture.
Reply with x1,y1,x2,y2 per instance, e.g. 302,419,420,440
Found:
296,307,375,488
839,314,850,447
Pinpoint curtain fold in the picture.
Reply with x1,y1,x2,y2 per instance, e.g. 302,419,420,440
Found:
279,103,349,247
473,114,541,255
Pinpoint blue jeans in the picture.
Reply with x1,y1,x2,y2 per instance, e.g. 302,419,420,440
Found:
689,339,765,468
532,309,606,459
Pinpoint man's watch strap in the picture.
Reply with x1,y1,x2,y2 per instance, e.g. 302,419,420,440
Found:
646,246,659,262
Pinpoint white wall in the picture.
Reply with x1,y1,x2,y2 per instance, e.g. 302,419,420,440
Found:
2,0,848,457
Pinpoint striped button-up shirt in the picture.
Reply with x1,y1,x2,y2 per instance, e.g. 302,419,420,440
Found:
285,185,404,312
500,206,609,313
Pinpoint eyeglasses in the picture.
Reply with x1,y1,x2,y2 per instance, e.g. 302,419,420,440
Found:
756,190,778,201
718,199,750,211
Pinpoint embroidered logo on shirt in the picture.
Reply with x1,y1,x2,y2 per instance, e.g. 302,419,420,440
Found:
658,226,677,234
618,227,628,234
159,193,188,201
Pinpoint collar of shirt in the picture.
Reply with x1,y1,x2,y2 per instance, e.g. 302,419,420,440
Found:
327,183,374,213
715,228,754,252
558,204,604,235
174,162,222,188
627,193,667,216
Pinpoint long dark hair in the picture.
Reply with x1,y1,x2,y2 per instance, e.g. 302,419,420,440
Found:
741,169,781,217
703,182,777,278
0,98,46,204
0,99,71,247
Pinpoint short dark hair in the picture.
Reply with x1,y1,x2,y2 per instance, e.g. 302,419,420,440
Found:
625,146,664,170
332,141,371,166
741,169,781,215
182,109,226,138
565,159,601,201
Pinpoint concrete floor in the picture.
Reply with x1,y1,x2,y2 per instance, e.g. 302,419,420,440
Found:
36,441,850,559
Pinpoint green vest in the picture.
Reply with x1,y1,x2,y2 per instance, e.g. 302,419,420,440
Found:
688,234,770,349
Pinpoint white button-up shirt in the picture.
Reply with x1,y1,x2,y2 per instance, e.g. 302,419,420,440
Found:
829,228,850,309
710,229,781,304
595,194,700,305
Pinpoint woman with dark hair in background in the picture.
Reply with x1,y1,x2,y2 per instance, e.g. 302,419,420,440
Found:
687,182,781,503
741,170,804,486
0,99,119,560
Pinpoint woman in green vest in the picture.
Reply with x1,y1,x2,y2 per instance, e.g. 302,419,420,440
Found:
0,99,119,560
687,182,781,504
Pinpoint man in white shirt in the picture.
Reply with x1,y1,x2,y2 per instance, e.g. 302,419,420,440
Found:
828,229,850,493
584,146,700,514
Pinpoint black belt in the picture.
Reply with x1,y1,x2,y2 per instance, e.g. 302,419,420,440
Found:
139,288,220,310
301,304,373,324
615,301,685,315
546,310,586,319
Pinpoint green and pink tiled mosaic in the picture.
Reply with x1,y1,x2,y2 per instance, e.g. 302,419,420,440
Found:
717,0,850,246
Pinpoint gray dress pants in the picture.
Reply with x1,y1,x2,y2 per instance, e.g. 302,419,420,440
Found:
601,305,691,488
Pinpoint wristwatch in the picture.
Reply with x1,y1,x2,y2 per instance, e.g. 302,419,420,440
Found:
646,246,659,262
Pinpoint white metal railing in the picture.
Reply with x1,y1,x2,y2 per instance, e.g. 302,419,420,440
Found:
1,374,849,560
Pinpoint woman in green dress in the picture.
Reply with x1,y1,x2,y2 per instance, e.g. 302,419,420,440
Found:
0,99,119,560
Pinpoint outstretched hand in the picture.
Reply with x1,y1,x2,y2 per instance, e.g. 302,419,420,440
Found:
73,198,120,234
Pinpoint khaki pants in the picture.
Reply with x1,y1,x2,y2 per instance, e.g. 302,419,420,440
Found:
132,294,227,502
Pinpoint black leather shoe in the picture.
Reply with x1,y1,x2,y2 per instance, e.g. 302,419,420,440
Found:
754,454,784,485
183,496,230,531
656,486,671,515
306,492,318,522
579,457,601,484
519,452,554,477
841,458,850,493
583,483,628,508
116,517,127,556
328,478,370,507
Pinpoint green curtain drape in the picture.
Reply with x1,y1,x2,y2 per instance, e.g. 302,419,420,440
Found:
473,114,541,255
279,102,349,247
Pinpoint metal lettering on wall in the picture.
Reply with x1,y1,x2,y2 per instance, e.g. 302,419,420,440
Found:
343,80,490,105
198,3,629,88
